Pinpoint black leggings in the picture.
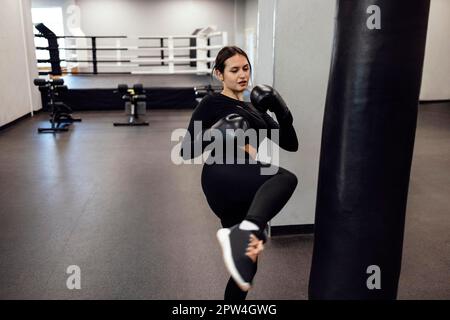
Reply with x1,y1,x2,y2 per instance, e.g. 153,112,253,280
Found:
201,161,298,300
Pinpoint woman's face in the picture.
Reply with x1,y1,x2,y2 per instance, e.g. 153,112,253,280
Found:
217,54,250,93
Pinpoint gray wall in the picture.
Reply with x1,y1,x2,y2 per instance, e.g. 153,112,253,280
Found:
245,0,258,30
268,0,448,227
243,0,258,78
0,0,40,127
234,0,246,48
420,0,450,100
253,0,276,86
271,0,335,226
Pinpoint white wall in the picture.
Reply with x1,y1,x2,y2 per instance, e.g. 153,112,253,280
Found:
31,0,247,73
70,0,238,41
22,0,42,113
420,0,450,101
271,0,335,226
32,0,76,34
0,0,40,127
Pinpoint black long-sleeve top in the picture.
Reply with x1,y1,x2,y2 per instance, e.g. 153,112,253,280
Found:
180,93,298,161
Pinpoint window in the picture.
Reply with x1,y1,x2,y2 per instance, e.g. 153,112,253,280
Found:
31,7,66,67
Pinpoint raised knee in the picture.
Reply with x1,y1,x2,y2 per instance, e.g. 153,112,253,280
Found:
285,171,298,190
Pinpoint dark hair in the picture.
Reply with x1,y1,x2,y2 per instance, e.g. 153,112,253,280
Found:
212,46,252,77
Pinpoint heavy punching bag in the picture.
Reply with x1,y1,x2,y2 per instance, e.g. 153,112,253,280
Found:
309,0,430,299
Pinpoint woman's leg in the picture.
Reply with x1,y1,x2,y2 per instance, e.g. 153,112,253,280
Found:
201,162,298,297
244,166,298,231
220,212,253,301
224,276,246,300
202,162,298,229
224,264,256,300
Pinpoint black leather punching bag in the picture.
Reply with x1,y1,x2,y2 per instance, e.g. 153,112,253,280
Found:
309,0,430,299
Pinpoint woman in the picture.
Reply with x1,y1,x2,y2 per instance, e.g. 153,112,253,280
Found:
181,46,299,300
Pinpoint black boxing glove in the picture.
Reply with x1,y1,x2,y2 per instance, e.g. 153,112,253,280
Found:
250,84,293,124
180,114,249,160
206,113,249,144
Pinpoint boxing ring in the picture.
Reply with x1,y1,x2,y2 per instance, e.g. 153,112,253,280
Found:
34,24,224,109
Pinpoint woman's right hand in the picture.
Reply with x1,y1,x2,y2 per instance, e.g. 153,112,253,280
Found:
242,144,257,160
207,114,249,143
246,234,264,263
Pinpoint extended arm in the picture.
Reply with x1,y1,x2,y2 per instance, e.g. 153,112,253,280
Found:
251,85,299,152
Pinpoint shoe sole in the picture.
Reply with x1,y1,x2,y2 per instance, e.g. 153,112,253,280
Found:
216,228,251,292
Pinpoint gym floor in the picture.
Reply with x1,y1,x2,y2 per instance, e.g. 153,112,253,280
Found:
0,102,448,299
